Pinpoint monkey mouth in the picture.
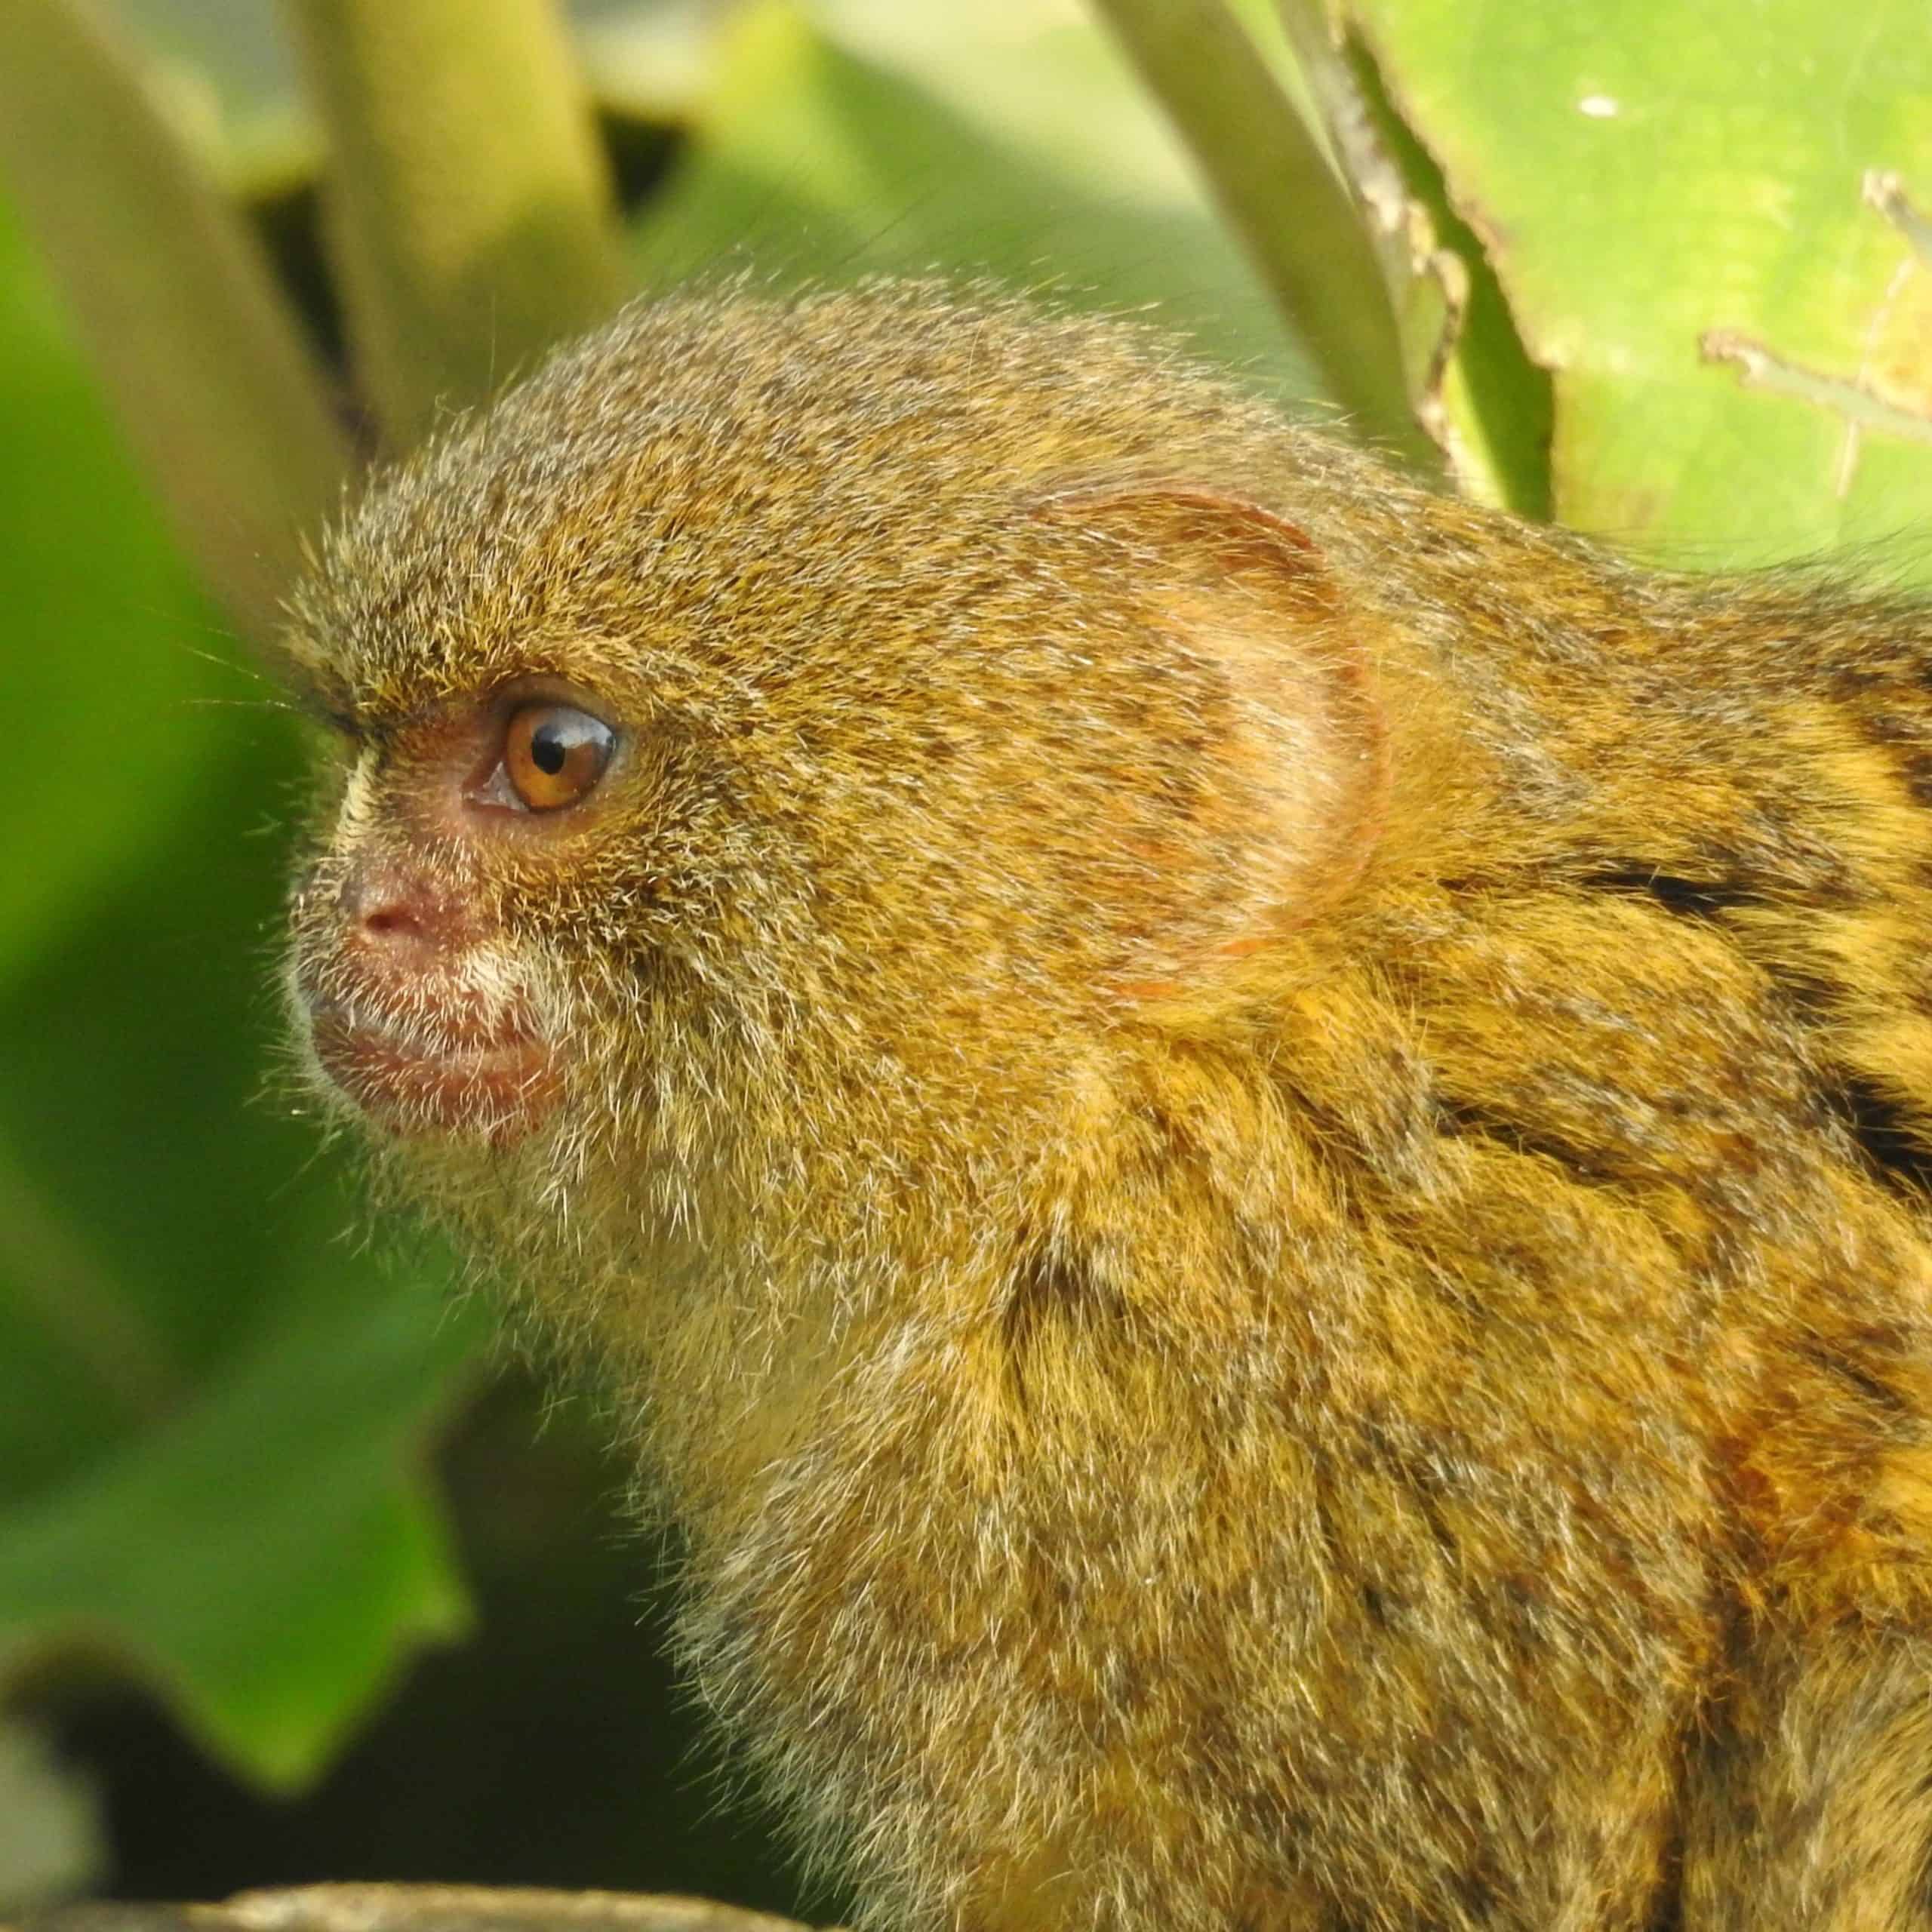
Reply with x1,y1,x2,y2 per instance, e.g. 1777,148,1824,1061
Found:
306,999,562,1145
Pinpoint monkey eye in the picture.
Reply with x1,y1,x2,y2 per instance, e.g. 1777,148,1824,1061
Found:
501,702,616,812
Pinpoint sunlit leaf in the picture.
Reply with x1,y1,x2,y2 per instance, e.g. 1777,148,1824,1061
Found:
1349,0,1932,571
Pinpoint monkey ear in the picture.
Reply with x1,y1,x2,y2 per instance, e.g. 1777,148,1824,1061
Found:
1038,486,1391,1004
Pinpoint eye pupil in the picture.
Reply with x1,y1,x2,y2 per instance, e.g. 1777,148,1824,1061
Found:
500,700,616,813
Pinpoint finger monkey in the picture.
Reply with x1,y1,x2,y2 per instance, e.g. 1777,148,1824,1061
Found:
285,283,1932,1930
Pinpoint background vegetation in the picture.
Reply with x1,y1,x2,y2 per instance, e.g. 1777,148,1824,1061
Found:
2,0,1929,1917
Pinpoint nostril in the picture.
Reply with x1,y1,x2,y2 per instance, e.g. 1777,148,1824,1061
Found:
338,864,457,955
360,900,422,940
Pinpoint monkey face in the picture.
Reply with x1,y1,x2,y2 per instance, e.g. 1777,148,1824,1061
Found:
286,678,628,1150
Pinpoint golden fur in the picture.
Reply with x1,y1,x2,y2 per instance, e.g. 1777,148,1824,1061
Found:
288,284,1932,1930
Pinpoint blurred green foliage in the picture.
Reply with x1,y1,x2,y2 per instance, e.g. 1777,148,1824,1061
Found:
0,190,483,1788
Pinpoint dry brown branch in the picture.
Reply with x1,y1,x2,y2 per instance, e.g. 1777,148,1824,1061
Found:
11,1884,835,1932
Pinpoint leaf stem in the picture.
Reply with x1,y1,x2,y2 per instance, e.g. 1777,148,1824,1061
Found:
287,0,629,448
1091,0,1433,467
0,0,354,643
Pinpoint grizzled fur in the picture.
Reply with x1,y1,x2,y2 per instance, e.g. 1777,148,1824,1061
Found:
288,282,1932,1930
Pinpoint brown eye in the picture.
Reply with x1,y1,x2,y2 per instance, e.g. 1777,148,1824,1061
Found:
503,703,615,812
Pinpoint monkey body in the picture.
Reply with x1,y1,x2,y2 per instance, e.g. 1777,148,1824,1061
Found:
288,286,1932,1929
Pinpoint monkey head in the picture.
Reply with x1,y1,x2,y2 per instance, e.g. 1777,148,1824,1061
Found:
281,286,1395,1325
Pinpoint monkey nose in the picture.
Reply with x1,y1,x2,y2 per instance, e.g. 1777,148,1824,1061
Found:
338,860,475,966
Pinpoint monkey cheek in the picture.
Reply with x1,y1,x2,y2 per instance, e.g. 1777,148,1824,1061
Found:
307,1007,564,1149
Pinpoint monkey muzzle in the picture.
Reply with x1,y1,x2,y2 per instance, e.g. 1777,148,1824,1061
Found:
304,992,561,1144
294,849,564,1146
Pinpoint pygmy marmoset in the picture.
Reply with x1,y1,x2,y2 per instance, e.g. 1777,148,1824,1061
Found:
285,283,1932,1930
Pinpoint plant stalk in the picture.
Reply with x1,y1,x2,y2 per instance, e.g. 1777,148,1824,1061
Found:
287,0,629,448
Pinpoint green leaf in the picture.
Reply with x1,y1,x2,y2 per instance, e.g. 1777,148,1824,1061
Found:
629,0,1322,404
0,0,350,643
1349,0,1932,571
0,188,481,1791
0,200,225,990
0,1243,481,1788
